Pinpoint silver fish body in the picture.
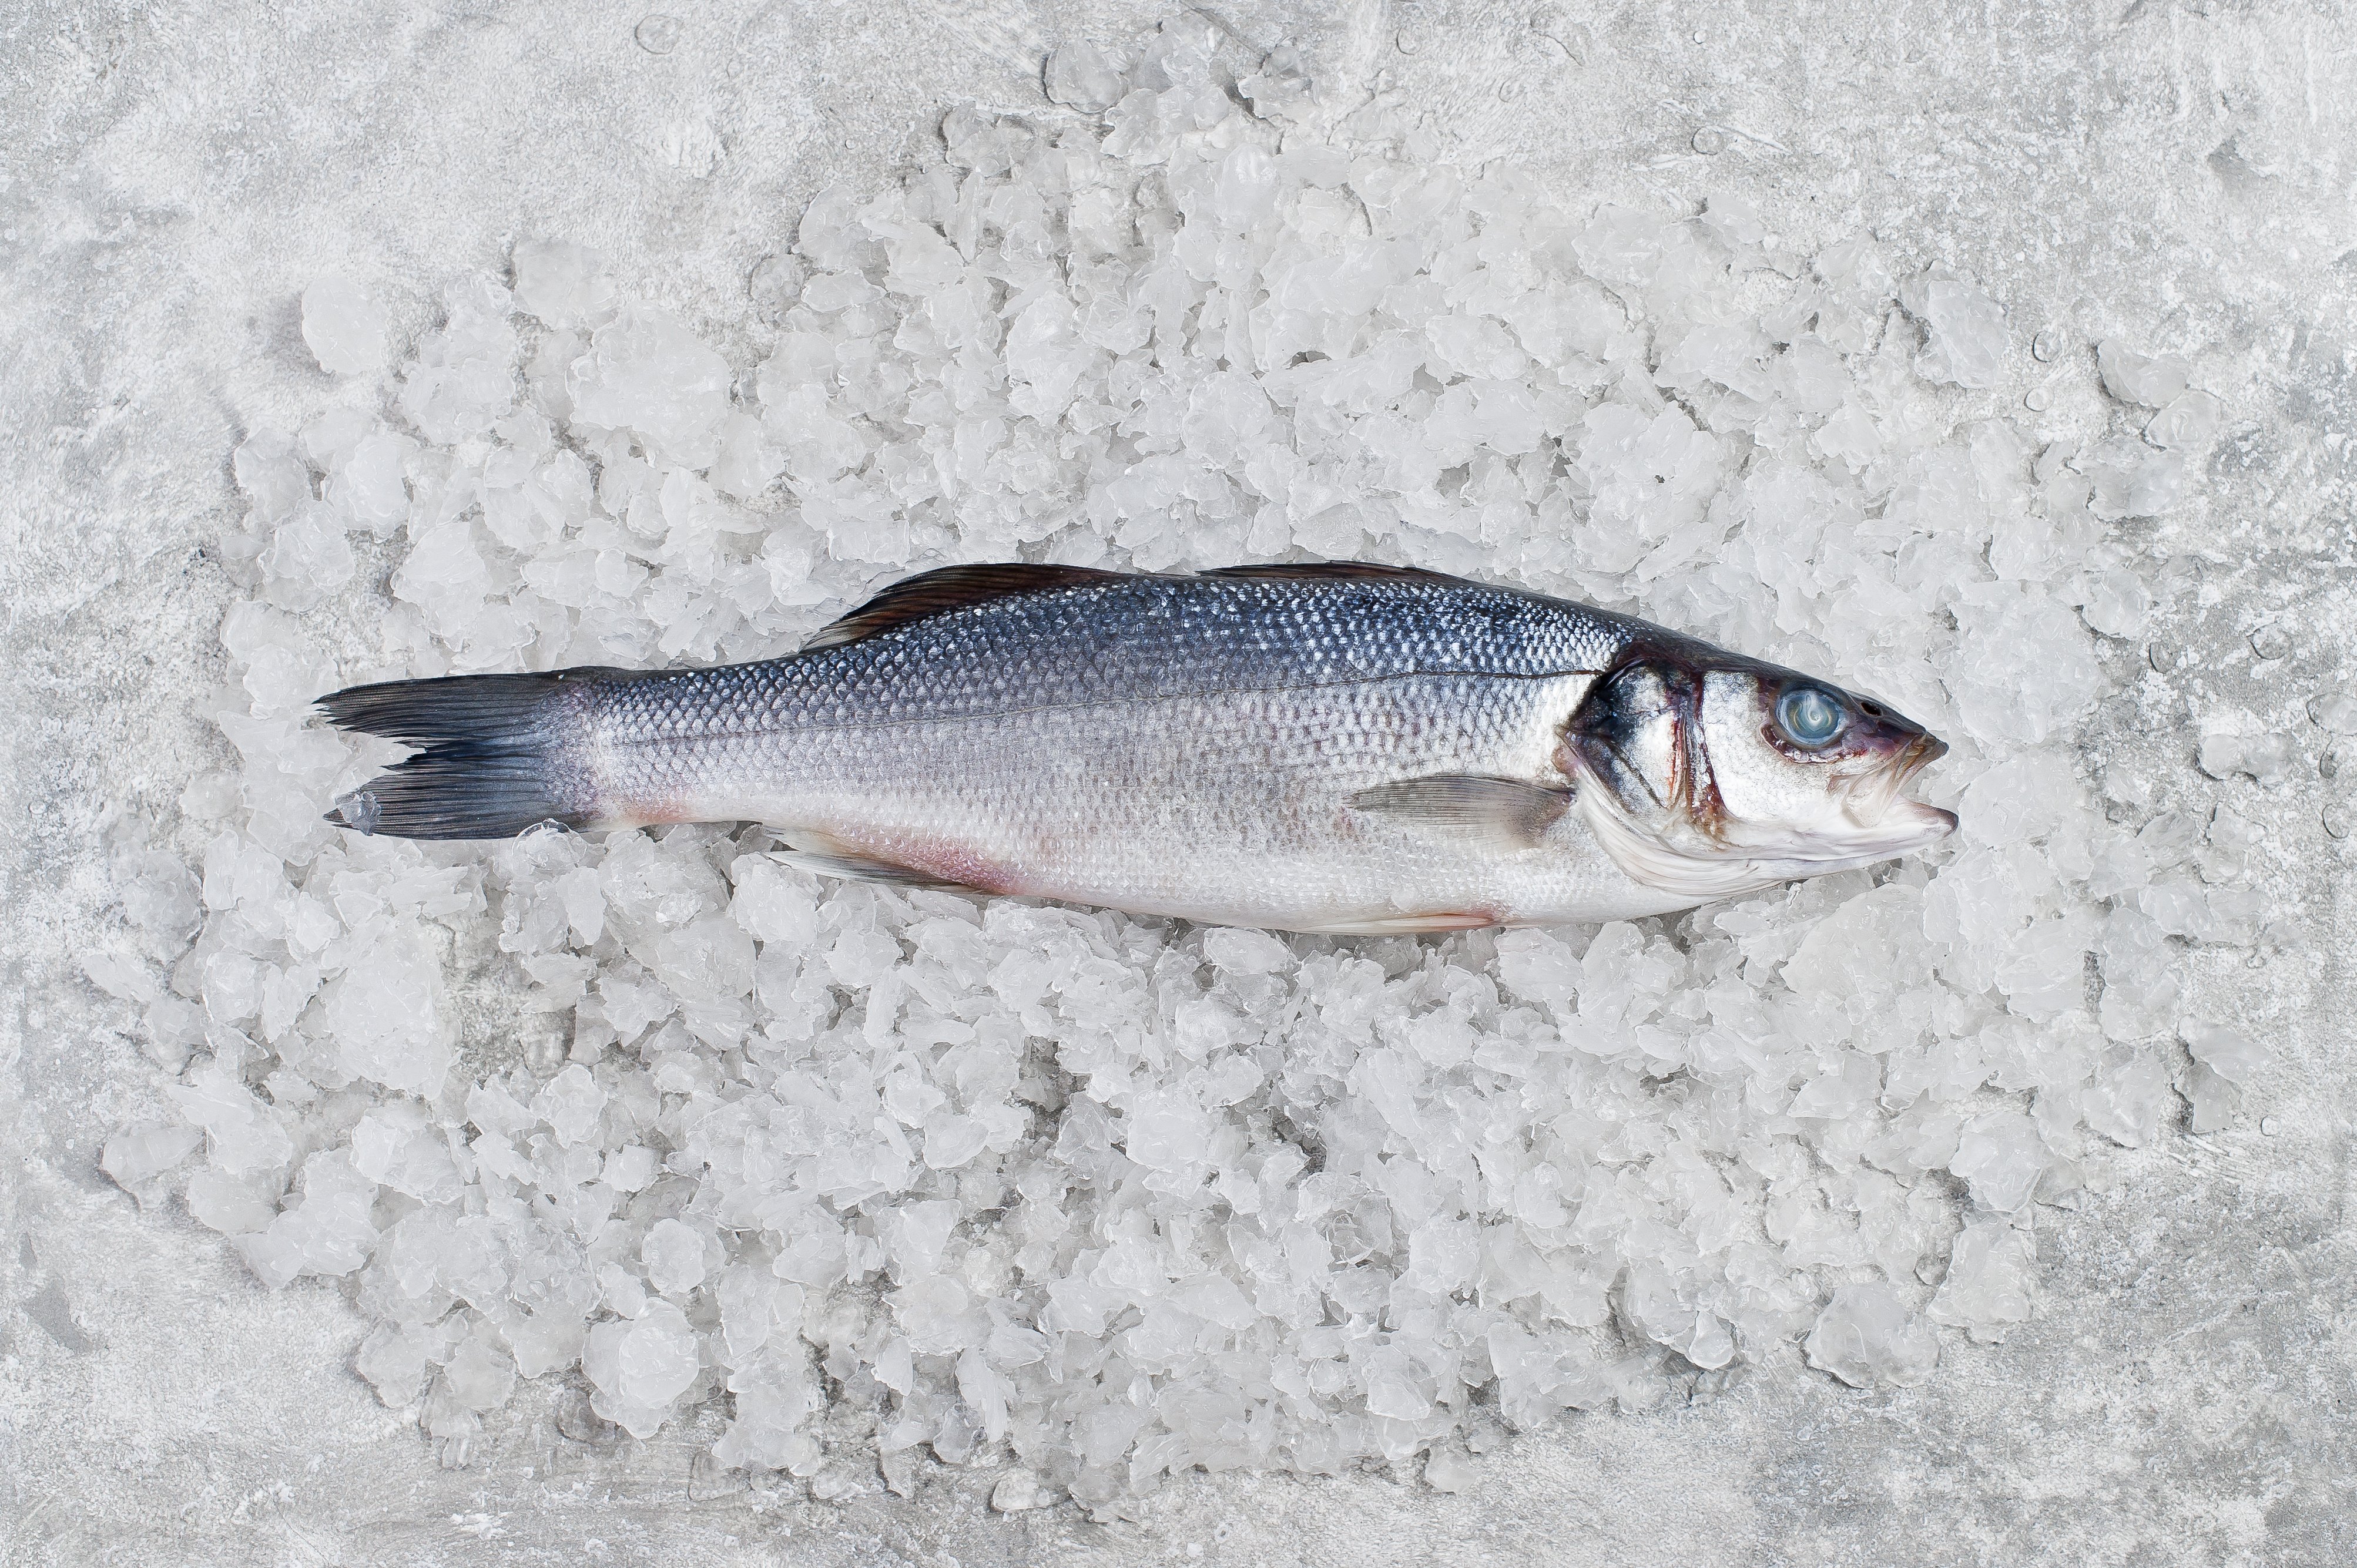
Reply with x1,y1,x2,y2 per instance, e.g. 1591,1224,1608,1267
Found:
321,565,1956,933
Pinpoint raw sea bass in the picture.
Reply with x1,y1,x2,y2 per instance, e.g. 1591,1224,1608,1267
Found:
319,564,1956,934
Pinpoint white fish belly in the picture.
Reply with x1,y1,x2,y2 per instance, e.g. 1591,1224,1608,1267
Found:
639,673,1685,931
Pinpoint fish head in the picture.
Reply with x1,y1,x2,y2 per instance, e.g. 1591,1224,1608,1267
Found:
1558,649,1956,902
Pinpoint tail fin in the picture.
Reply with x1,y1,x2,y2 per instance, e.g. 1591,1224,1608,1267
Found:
317,671,607,840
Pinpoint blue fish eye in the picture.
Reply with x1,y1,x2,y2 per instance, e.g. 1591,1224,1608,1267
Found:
1776,686,1846,747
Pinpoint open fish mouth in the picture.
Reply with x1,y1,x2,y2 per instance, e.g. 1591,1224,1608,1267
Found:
1893,731,1950,788
1834,733,1957,848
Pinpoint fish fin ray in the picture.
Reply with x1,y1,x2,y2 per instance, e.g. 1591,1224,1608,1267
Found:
314,671,609,840
802,565,1124,650
1297,912,1500,934
1348,774,1573,848
804,562,1474,652
1198,562,1472,586
765,845,966,891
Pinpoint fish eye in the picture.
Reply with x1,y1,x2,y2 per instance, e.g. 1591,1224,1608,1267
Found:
1775,686,1847,748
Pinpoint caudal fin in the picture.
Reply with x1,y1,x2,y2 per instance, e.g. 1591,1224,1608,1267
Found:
317,671,606,840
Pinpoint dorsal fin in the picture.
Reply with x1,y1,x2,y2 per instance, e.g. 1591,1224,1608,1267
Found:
1198,562,1473,587
802,564,1123,650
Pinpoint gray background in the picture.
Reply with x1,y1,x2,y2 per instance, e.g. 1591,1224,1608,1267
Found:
6,0,2352,1563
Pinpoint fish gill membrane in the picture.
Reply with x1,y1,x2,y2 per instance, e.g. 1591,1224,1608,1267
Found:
88,17,2277,1510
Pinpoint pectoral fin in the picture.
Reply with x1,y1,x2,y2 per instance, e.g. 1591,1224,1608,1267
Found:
1348,775,1573,849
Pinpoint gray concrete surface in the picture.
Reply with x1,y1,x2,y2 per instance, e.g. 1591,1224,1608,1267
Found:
5,0,2353,1563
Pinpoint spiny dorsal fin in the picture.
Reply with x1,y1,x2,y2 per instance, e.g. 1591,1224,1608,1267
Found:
1199,562,1473,587
802,564,1124,650
803,562,1473,653
1349,774,1573,849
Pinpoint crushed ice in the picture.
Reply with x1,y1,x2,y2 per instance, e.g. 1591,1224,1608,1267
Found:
89,18,2270,1510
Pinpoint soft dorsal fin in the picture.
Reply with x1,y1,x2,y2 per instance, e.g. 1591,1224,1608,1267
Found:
1199,562,1473,587
1349,774,1573,849
802,564,1123,650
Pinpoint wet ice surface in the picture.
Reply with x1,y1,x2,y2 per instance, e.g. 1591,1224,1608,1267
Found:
85,16,2280,1513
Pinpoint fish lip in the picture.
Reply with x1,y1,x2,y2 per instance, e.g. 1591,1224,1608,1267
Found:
1893,731,1949,785
1859,730,1948,806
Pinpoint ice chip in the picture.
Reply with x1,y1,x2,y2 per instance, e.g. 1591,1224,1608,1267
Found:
444,1326,519,1412
1803,1284,1939,1388
534,1064,609,1147
894,1275,981,1356
1202,926,1290,976
319,935,454,1097
1949,1110,2045,1211
1045,41,1125,111
237,1150,379,1288
101,1122,204,1207
2144,391,2222,451
513,238,618,329
1906,273,2006,389
2083,1049,2174,1148
301,275,391,377
232,431,312,525
166,1062,295,1174
1927,1222,2035,1340
584,1300,702,1438
2078,567,2150,639
2095,339,2191,407
568,305,733,468
2197,733,2295,788
350,1102,465,1203
2080,436,2186,521
2180,1019,2268,1086
188,1167,280,1234
643,1217,711,1295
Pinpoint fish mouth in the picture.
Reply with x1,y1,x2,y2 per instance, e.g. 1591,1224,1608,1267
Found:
1840,731,1956,842
1894,732,1949,787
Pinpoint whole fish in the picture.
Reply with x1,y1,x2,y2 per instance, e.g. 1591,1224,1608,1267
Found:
319,563,1955,933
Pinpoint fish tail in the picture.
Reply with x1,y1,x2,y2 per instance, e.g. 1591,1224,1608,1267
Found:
316,670,615,840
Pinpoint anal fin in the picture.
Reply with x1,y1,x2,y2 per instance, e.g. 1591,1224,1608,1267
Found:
1348,774,1573,849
